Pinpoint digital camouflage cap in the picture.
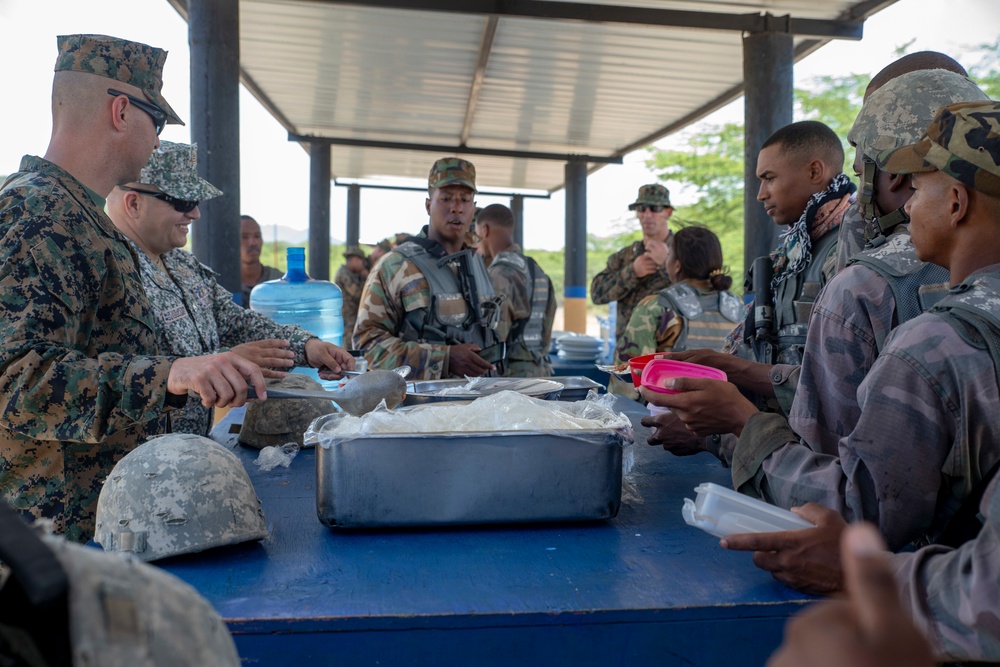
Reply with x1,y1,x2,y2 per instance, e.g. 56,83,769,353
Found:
137,141,223,201
848,69,988,167
884,100,1000,198
628,183,672,210
54,33,184,126
429,157,477,192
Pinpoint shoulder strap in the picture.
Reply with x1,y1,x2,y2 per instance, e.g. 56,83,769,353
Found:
0,502,71,666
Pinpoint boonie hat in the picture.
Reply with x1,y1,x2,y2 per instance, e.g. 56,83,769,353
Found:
343,245,367,259
137,141,223,201
628,183,672,210
883,100,1000,198
428,157,477,192
54,33,184,126
848,69,988,167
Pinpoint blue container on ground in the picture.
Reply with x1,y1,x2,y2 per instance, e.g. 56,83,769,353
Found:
250,247,344,389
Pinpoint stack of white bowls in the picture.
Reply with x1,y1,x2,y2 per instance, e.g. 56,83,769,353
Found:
555,333,603,362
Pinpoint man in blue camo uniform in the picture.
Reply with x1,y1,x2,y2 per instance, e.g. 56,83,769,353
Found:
0,35,268,543
107,141,353,435
643,100,1000,558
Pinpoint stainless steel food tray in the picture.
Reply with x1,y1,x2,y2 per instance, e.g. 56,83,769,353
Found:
547,376,605,401
315,425,624,528
403,377,564,405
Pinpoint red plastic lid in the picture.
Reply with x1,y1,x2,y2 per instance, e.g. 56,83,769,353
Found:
640,359,727,394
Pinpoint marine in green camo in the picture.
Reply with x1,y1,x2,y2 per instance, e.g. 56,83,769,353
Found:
0,35,185,543
0,158,174,544
591,184,674,340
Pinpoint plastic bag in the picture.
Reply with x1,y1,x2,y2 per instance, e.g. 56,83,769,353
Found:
253,442,300,472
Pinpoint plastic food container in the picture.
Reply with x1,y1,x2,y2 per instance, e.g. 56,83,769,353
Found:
681,482,814,538
640,359,727,394
627,353,659,388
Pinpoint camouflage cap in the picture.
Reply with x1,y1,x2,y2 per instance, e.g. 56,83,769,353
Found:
628,183,672,210
55,34,184,126
428,157,477,192
884,100,1000,198
137,141,223,201
343,244,367,259
848,69,988,168
377,238,394,253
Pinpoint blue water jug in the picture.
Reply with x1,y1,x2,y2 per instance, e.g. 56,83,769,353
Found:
250,247,344,388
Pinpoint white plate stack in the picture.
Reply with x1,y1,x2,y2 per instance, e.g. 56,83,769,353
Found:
555,333,603,362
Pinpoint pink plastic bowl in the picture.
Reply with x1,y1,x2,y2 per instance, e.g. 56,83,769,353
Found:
640,359,728,394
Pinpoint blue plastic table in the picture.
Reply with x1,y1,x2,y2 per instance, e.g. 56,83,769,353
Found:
160,397,812,666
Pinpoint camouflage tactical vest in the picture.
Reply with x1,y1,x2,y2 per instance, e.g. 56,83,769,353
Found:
932,271,1000,393
847,227,950,352
771,228,839,365
490,251,550,361
394,241,501,350
927,271,1000,547
657,282,743,352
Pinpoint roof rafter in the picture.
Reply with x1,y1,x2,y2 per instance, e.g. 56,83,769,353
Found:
300,0,864,39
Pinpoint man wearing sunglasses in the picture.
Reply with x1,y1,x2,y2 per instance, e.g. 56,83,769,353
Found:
0,35,269,545
108,142,354,436
592,184,675,345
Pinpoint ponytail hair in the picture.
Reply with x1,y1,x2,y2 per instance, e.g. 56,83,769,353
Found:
672,225,732,291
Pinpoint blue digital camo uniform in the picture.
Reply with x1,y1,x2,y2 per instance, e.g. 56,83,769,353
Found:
0,157,176,543
133,244,316,436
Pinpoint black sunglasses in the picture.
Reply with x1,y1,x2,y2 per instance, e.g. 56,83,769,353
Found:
637,205,666,213
120,186,199,213
107,88,168,136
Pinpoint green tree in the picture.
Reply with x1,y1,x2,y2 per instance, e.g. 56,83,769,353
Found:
969,39,1000,99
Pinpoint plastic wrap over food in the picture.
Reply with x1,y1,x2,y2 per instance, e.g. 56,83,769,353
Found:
305,390,633,458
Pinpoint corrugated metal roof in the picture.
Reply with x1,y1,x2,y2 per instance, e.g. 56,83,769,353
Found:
174,0,898,191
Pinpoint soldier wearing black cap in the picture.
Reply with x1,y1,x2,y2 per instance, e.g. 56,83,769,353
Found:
0,35,268,542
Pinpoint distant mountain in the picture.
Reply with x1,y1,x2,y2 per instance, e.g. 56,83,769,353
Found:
258,224,343,245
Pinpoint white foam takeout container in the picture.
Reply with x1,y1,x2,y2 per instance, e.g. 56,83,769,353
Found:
682,482,813,538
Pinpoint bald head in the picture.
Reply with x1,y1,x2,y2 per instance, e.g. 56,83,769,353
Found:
865,51,968,100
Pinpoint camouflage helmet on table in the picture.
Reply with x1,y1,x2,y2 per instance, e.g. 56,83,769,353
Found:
0,523,240,666
94,434,268,562
240,373,336,449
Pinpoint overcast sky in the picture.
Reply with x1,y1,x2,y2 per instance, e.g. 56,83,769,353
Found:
1,0,998,250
